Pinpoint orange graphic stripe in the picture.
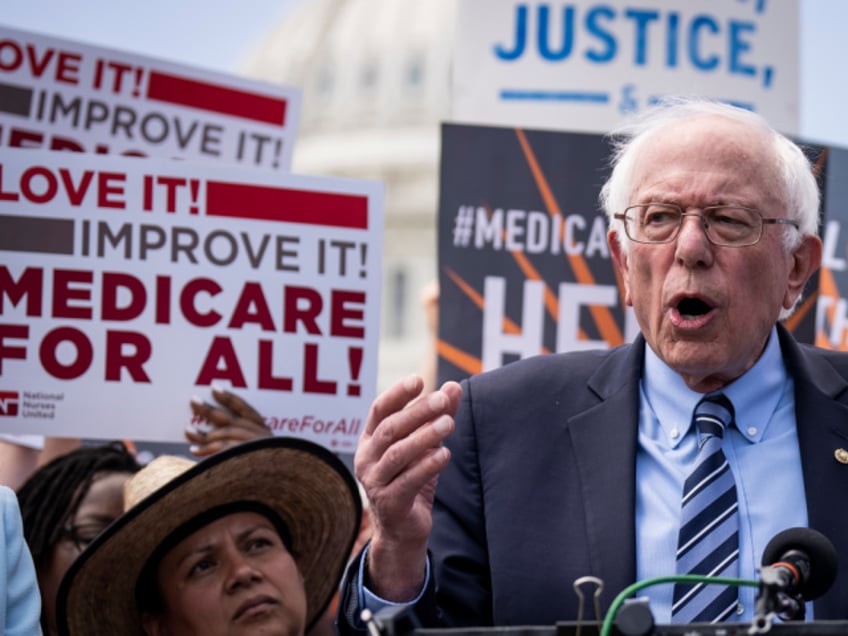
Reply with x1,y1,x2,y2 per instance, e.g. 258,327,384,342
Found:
809,150,830,346
445,266,522,334
812,148,828,177
514,128,624,346
436,339,482,376
815,267,838,348
510,249,560,321
508,251,585,345
785,289,817,332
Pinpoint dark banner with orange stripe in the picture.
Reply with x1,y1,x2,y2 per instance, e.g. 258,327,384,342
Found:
436,123,824,383
816,146,848,350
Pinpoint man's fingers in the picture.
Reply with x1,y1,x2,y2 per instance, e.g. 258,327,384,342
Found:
365,376,425,437
367,444,451,515
365,384,456,457
355,377,460,502
357,413,454,491
440,381,463,415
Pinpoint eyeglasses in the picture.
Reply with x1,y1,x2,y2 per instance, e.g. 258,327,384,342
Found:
614,203,800,247
61,523,108,552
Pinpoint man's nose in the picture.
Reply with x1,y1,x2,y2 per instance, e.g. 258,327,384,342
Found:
674,213,714,266
676,213,711,243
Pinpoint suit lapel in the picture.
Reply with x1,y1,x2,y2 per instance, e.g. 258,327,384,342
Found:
779,326,848,618
566,337,644,610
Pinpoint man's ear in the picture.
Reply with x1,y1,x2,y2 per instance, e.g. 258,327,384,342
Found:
608,230,633,307
784,234,822,310
141,612,167,636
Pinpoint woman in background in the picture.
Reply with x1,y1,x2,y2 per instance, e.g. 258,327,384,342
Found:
17,387,270,635
17,442,140,635
57,436,361,636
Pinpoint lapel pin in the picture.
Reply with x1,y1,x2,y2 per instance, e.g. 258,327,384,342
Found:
835,449,848,464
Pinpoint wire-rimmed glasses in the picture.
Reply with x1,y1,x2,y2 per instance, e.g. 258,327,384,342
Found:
614,203,799,247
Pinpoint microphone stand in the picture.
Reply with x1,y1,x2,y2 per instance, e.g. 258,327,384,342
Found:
751,565,805,632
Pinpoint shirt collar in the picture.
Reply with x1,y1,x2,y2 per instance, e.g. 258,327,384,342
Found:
642,326,787,448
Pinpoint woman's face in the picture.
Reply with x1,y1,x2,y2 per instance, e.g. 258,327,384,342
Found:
142,511,307,636
40,470,131,635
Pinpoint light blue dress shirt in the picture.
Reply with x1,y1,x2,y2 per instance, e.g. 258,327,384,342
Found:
636,326,810,622
0,485,42,635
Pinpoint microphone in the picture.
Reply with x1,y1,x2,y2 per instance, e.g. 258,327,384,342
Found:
754,527,838,623
760,527,838,600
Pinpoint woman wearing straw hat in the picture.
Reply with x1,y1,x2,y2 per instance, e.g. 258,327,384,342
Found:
17,387,273,636
56,437,361,636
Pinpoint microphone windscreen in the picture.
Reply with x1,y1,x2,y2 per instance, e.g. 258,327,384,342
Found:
761,527,838,600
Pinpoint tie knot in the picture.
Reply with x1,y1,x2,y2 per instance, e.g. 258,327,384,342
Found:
693,392,734,440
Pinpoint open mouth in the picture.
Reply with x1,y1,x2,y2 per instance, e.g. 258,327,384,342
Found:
677,297,713,320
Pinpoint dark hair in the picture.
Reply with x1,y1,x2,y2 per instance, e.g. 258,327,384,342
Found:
17,442,141,573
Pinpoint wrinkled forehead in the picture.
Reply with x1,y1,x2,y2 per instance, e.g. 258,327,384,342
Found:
629,114,784,207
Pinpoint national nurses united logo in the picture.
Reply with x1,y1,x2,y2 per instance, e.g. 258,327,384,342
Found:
0,391,19,416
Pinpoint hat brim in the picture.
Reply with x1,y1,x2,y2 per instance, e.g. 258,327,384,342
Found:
57,437,361,636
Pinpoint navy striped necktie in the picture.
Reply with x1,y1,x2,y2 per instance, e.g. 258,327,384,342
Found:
671,392,740,623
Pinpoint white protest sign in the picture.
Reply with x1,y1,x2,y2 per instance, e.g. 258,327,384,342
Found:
453,0,799,134
0,150,383,451
0,26,301,170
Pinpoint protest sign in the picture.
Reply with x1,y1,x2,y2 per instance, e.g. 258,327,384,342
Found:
453,0,799,134
0,150,383,450
0,26,301,169
436,123,824,383
815,147,848,350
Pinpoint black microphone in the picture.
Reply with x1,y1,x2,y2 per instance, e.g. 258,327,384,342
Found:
760,527,838,601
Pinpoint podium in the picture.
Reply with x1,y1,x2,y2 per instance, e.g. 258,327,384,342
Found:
376,623,848,636
365,606,848,636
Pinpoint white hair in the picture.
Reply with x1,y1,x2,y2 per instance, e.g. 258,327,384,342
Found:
599,96,821,255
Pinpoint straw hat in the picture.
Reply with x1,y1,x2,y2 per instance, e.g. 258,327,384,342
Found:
57,437,361,635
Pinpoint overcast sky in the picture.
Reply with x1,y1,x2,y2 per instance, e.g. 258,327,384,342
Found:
2,0,847,147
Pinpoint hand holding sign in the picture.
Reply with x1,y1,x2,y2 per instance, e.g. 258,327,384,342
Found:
186,387,271,457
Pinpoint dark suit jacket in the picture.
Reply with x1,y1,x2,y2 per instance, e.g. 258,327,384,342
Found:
340,325,848,631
